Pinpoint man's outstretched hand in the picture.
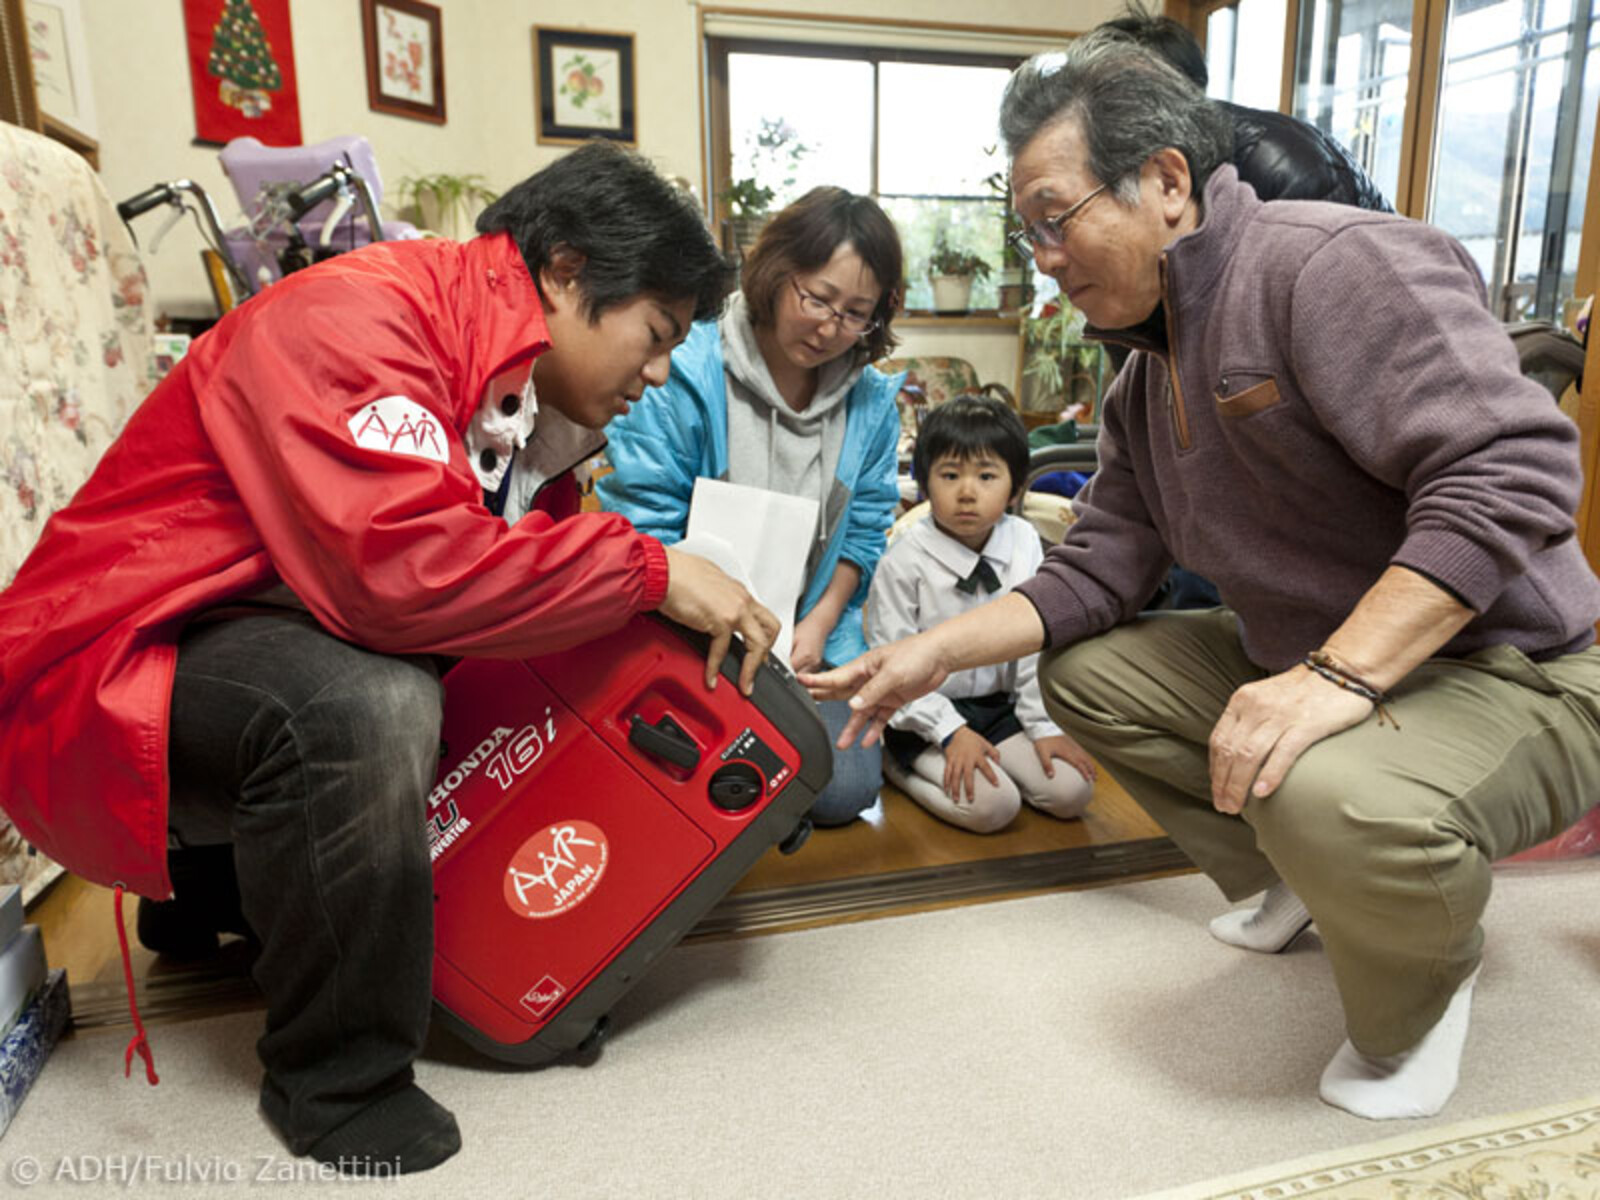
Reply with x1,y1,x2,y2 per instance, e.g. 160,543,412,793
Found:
799,633,950,749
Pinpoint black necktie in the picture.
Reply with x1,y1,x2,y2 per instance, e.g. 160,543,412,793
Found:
955,559,1001,596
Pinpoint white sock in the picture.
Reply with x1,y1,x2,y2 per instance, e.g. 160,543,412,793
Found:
1318,966,1480,1120
1208,881,1312,952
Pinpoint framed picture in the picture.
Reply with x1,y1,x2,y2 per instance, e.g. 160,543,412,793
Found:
182,0,302,147
24,0,95,139
362,0,444,124
533,27,635,146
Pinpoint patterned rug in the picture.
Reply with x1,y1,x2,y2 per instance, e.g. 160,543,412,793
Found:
1141,1094,1600,1200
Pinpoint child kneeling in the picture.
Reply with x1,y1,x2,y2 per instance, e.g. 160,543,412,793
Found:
867,395,1096,833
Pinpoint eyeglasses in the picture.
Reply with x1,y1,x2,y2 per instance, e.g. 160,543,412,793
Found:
791,278,879,339
1007,182,1111,260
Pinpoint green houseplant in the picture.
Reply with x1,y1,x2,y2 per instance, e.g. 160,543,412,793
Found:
1022,300,1106,419
395,172,500,240
723,176,775,220
721,175,776,256
985,167,1033,312
722,118,810,256
927,238,992,312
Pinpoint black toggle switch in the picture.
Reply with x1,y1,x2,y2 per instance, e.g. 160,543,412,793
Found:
708,762,764,811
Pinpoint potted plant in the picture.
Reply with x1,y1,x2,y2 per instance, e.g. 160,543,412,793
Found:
395,172,500,240
927,238,992,312
722,118,810,257
721,175,776,256
985,167,1034,313
1021,300,1108,420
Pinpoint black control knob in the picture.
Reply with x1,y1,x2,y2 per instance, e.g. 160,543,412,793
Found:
708,762,764,811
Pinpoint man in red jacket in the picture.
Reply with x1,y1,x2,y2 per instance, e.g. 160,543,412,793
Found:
0,142,775,1173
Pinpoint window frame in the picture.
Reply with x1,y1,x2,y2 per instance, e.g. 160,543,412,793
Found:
1173,0,1600,603
703,34,1023,267
1174,0,1445,215
1185,0,1594,319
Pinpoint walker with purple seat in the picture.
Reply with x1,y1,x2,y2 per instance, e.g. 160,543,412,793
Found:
219,135,422,291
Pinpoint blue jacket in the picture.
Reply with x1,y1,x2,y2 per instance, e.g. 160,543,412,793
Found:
599,320,904,665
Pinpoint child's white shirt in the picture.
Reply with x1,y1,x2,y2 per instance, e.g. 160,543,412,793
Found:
865,512,1062,746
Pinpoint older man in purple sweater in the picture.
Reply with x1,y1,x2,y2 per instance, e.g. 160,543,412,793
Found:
806,31,1600,1121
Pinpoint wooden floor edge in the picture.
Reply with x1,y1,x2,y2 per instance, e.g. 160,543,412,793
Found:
66,837,1191,1029
687,836,1191,937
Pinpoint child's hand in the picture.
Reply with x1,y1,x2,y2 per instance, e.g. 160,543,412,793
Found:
944,726,1001,804
789,612,829,675
1035,734,1097,784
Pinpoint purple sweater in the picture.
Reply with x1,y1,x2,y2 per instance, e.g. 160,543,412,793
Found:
1016,165,1600,671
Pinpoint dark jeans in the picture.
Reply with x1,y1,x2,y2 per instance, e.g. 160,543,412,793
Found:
810,698,883,826
167,614,444,1153
1148,565,1223,612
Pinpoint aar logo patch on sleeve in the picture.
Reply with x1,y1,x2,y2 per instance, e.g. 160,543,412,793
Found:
348,395,450,464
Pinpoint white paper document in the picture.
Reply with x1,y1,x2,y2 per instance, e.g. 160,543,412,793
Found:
684,478,819,665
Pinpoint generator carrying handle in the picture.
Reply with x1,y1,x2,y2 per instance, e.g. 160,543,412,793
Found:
627,712,701,770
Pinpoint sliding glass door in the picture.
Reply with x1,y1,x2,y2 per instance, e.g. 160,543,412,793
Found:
1426,0,1599,320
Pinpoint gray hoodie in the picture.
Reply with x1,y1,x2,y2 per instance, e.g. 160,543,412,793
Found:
720,292,864,586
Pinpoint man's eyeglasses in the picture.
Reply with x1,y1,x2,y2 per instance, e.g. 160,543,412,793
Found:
1007,182,1111,260
791,278,879,338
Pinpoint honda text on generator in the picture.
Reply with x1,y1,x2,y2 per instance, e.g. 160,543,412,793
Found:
429,614,830,1065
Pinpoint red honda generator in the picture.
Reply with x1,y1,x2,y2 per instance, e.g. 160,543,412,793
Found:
428,614,829,1065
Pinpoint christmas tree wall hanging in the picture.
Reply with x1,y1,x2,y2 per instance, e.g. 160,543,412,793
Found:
208,0,283,118
183,0,302,147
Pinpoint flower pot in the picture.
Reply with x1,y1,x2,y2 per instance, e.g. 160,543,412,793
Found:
930,274,974,313
415,191,489,241
415,192,450,238
731,214,769,259
997,280,1034,312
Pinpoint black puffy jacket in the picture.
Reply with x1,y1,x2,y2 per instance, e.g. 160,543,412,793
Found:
1220,101,1392,212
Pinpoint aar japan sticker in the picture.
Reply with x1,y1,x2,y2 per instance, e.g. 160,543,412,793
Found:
347,395,449,464
519,974,567,1019
504,821,610,920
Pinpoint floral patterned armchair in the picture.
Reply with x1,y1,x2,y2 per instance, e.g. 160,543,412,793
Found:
875,355,1018,465
0,121,157,900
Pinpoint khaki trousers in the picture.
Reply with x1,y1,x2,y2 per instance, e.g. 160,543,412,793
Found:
1038,609,1600,1055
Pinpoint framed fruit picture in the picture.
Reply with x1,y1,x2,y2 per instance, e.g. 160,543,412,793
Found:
533,26,635,147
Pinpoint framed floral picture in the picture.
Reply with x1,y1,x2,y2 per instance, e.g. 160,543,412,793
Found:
362,0,444,124
533,27,635,146
24,0,96,141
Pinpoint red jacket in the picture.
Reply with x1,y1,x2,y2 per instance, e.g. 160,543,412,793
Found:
0,233,669,898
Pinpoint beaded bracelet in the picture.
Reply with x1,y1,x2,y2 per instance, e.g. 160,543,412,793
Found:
1301,650,1401,729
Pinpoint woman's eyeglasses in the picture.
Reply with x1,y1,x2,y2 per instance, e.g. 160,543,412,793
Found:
1007,182,1111,261
791,278,878,338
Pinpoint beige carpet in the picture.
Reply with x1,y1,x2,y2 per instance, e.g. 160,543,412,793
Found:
3,864,1597,1198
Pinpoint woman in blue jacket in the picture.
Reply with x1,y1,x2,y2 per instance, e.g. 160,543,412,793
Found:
599,187,905,826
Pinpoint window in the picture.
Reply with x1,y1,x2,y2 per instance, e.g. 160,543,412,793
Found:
1292,0,1415,204
1205,0,1288,109
712,39,1019,310
1425,0,1599,321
